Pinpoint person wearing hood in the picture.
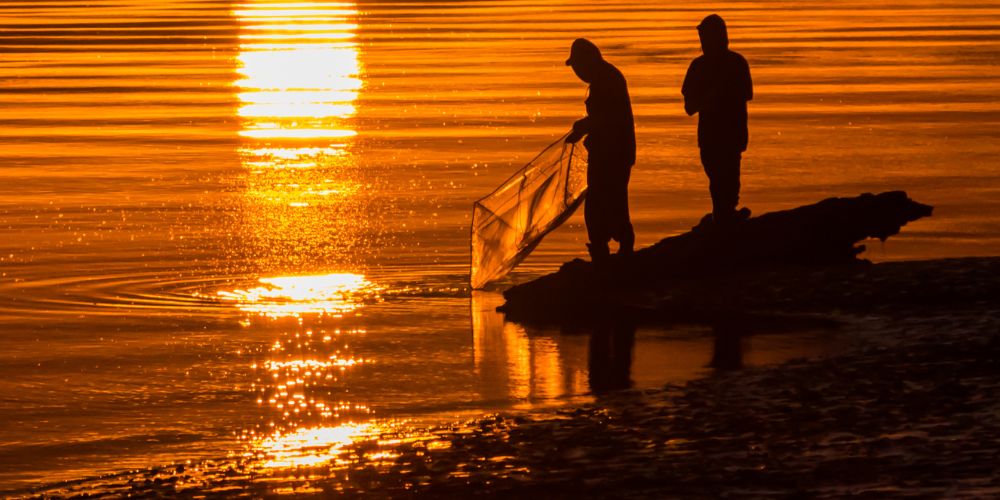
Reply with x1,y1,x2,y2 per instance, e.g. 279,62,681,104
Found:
682,14,753,226
565,38,636,263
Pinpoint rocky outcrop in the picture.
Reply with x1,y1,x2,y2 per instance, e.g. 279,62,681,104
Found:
499,191,933,323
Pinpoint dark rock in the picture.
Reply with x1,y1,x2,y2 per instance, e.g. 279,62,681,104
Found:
500,191,932,323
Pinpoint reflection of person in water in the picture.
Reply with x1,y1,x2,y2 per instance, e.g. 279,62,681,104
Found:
709,320,745,370
565,38,636,263
682,14,753,226
587,322,636,393
586,320,747,393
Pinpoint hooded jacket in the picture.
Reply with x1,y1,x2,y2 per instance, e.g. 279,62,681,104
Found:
682,16,753,151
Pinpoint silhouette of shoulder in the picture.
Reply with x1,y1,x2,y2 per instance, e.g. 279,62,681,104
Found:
681,56,706,95
691,51,747,70
683,50,752,100
594,62,628,90
729,51,752,100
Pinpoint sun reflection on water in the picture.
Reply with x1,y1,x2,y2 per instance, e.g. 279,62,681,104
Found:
233,0,374,271
237,322,377,467
253,422,370,468
227,1,410,475
217,273,380,318
236,322,415,474
235,2,360,140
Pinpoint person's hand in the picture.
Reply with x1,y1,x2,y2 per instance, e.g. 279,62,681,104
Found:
565,118,588,143
565,128,584,144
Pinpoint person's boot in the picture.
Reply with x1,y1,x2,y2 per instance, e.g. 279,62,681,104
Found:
617,233,635,258
693,212,714,232
587,242,610,265
735,207,752,221
713,208,737,228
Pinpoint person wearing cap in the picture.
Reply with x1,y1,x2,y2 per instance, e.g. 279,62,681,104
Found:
682,14,753,226
565,38,636,263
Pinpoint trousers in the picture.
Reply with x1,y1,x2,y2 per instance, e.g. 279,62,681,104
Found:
700,148,742,220
585,160,634,255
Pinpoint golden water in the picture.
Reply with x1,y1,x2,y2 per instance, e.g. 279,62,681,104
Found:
0,0,998,489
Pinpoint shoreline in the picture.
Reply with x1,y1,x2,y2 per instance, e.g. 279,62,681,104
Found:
17,257,1000,498
502,256,1000,326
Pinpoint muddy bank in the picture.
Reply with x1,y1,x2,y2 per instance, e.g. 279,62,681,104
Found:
20,259,1000,498
501,257,1000,325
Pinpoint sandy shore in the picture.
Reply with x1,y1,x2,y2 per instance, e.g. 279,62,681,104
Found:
18,258,1000,498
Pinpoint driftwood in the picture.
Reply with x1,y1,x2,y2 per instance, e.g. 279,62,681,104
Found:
499,191,933,323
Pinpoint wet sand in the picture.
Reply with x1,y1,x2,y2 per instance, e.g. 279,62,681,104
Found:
19,258,1000,498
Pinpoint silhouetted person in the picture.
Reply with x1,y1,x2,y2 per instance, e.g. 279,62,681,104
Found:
682,14,753,225
565,38,636,263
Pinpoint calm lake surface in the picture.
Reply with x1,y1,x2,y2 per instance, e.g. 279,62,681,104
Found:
1,0,998,488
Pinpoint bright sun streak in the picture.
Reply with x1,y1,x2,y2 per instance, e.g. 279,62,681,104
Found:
235,1,360,135
232,1,367,261
255,423,371,468
230,2,381,472
217,273,380,318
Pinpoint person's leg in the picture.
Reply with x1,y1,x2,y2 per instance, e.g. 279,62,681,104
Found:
584,191,611,263
617,222,635,255
720,150,741,215
613,170,634,255
701,148,740,223
700,148,724,222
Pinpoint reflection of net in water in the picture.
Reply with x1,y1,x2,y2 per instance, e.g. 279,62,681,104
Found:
471,136,587,289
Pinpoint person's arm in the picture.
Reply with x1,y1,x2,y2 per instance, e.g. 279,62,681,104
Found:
741,56,753,102
565,116,591,143
682,59,701,116
684,95,699,116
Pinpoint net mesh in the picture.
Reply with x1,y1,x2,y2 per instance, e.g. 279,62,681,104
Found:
470,135,588,289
